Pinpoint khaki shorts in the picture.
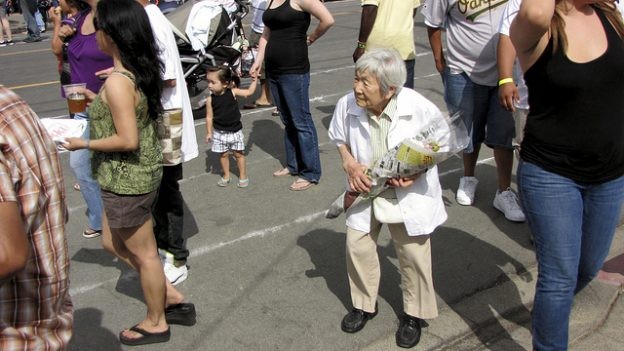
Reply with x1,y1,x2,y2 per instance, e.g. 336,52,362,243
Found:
101,190,157,229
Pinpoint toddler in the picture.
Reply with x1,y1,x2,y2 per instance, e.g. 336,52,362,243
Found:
205,66,257,187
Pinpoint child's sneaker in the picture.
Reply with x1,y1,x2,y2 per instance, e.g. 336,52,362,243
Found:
7,40,14,46
237,178,249,188
0,41,6,47
217,177,231,187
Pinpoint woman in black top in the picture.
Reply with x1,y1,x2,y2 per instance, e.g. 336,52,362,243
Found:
510,1,624,350
249,0,333,191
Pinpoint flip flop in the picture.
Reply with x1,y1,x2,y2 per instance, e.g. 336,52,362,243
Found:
273,168,291,177
119,325,171,346
255,102,273,107
289,178,314,191
243,103,257,109
83,228,102,238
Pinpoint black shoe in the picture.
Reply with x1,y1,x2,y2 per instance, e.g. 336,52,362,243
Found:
340,307,378,333
23,36,42,43
395,314,422,348
165,302,196,326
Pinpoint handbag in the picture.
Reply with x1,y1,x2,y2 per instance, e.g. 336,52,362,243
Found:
156,108,184,165
372,189,403,224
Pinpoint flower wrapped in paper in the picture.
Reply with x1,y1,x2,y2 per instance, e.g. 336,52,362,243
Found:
326,111,469,219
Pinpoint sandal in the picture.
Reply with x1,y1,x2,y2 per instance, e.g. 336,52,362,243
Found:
273,168,291,177
165,303,197,326
289,178,314,191
217,177,231,187
83,228,102,238
238,178,249,188
119,325,170,346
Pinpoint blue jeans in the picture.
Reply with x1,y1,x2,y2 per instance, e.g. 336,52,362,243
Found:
442,69,514,153
19,0,40,38
71,113,103,231
518,161,624,351
268,72,321,183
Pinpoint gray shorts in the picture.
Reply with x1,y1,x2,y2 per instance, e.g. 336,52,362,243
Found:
101,190,157,229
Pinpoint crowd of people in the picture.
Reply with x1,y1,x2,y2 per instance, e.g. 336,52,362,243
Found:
1,0,624,350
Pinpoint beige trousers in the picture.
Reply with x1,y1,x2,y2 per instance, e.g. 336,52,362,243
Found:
346,216,438,319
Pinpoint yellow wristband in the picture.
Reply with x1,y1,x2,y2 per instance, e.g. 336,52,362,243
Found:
357,41,366,49
498,77,514,86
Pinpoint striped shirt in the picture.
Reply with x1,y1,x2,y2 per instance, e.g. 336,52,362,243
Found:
368,94,397,162
368,94,397,198
0,86,73,350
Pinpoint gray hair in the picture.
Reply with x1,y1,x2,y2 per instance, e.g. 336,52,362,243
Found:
355,48,406,95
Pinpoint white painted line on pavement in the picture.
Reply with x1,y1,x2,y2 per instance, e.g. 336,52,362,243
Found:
69,211,327,296
68,156,497,296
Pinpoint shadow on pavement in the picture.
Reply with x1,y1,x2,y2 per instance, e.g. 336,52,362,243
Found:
71,248,143,303
68,307,121,351
433,226,532,351
245,119,284,161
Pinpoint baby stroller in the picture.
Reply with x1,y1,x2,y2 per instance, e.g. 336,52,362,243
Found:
166,0,250,110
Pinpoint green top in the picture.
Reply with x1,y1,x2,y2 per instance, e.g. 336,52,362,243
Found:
89,71,162,195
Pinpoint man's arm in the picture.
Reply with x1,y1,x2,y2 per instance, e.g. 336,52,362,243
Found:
427,26,446,73
497,34,519,112
353,5,378,63
0,201,29,280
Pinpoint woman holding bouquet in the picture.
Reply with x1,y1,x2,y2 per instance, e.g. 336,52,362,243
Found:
511,0,624,349
327,48,447,349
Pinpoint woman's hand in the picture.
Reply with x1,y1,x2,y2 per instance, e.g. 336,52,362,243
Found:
344,159,372,193
57,24,76,40
62,137,88,151
386,169,427,188
249,61,260,79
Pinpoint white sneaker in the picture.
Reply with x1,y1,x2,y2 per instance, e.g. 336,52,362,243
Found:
164,261,188,286
457,176,479,206
493,188,526,222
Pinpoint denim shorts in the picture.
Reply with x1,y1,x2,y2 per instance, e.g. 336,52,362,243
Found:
442,69,515,153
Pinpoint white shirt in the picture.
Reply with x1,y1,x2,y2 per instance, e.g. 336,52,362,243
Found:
251,0,268,34
145,4,199,164
328,89,448,236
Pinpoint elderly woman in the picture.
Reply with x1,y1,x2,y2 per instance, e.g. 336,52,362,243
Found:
328,49,447,349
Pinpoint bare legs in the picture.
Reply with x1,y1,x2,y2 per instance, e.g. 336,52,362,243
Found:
219,151,247,181
100,213,185,339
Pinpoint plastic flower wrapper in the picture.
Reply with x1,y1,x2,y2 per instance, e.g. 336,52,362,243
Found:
326,111,469,219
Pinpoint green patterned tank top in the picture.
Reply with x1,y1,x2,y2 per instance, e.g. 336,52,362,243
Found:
89,71,162,195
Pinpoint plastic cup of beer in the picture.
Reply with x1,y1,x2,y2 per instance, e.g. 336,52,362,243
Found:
63,83,87,114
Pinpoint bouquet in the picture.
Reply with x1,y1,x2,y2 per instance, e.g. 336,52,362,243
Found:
326,111,469,219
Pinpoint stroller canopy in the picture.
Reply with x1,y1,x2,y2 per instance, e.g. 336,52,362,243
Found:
166,0,239,51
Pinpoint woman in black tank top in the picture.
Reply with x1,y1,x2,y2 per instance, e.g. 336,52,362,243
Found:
510,1,624,350
249,0,333,191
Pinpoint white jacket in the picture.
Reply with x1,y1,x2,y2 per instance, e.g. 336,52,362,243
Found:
328,88,448,236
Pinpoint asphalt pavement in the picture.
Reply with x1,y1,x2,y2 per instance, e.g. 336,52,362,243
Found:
1,1,622,350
